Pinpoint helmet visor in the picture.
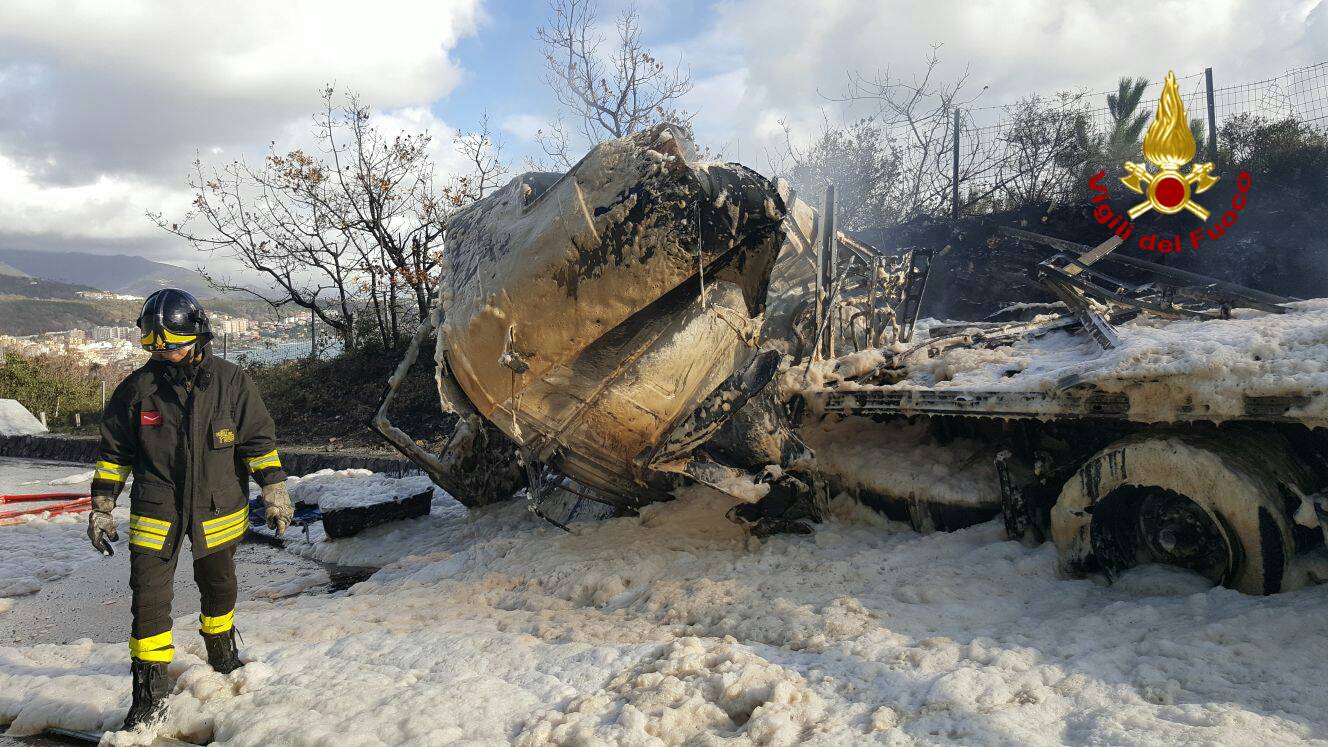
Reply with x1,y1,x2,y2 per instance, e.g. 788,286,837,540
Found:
141,328,197,351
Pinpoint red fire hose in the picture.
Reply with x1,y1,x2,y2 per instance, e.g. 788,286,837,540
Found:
0,493,93,526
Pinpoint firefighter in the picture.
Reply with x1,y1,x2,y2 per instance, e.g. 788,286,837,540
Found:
86,288,295,730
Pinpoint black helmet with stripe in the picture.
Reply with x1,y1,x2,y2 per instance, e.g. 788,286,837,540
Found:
137,288,211,351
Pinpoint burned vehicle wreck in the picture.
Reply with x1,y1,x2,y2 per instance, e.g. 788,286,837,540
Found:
374,124,822,533
374,124,1328,594
790,229,1328,595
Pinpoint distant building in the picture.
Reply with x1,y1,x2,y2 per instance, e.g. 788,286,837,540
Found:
42,329,85,344
76,338,147,366
217,318,250,334
77,290,144,301
93,326,136,341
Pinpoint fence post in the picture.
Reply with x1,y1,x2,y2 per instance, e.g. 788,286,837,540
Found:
812,186,833,361
812,197,824,362
952,109,961,218
1205,67,1217,162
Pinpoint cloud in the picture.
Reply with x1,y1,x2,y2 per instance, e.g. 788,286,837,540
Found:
678,0,1325,174
0,153,189,244
501,113,547,143
1307,1,1328,59
0,0,483,261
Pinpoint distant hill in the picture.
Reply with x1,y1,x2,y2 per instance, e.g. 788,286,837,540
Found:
0,297,139,336
0,275,100,300
0,248,217,298
0,248,289,336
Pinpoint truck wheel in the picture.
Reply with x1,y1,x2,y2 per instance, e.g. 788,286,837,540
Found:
1051,432,1310,595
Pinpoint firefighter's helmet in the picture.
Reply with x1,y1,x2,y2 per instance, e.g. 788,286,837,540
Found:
137,289,210,351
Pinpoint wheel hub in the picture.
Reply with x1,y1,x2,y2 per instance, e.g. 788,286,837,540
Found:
1137,489,1231,583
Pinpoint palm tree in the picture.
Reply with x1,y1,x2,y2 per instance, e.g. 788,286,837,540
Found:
1104,77,1150,162
1058,77,1150,182
1062,76,1211,177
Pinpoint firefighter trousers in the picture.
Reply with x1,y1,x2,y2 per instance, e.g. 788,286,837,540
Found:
129,545,237,661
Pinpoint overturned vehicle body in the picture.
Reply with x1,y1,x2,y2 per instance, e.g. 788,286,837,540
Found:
375,125,1328,593
376,124,822,531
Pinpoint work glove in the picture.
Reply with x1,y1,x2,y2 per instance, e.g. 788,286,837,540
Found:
261,482,294,536
87,494,118,555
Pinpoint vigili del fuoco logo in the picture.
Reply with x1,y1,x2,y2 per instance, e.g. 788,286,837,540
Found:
1087,70,1253,254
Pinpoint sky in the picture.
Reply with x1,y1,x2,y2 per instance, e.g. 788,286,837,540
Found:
0,0,1323,273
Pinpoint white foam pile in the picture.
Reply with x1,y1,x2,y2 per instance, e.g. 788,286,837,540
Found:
0,399,46,436
256,469,445,567
799,418,1002,509
4,470,1328,745
284,468,436,512
795,300,1328,425
43,470,94,486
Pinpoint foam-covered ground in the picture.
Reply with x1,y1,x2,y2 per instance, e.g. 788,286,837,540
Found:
0,459,122,600
3,469,1328,745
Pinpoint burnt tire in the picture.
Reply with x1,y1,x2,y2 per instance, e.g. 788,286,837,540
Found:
1051,432,1311,595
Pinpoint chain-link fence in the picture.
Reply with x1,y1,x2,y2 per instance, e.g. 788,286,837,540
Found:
946,61,1328,214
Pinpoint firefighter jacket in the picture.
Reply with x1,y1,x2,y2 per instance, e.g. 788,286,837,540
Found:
92,351,287,559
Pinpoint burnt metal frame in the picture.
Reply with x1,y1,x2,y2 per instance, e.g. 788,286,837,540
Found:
897,246,933,343
794,387,1314,424
1039,271,1120,349
1003,227,1294,314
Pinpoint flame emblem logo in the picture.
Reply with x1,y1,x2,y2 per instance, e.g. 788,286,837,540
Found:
1120,71,1219,220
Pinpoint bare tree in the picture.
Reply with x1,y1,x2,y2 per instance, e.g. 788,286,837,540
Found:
321,90,448,323
453,113,510,200
154,87,482,350
354,113,509,348
535,0,692,167
825,45,988,219
800,45,1099,219
153,147,364,349
776,116,904,230
354,112,508,346
995,92,1089,207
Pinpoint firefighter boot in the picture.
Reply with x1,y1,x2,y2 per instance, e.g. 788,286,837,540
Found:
122,659,170,731
202,629,244,674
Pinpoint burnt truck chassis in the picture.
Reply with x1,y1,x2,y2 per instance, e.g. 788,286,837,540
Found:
792,229,1328,595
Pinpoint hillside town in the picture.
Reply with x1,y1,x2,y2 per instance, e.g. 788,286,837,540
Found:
0,311,313,367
